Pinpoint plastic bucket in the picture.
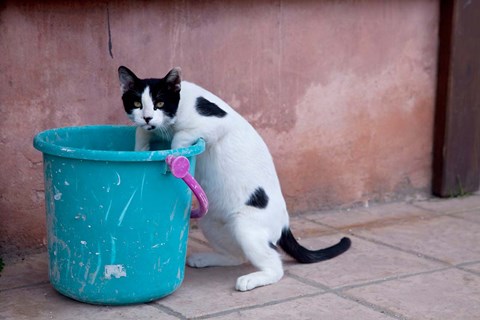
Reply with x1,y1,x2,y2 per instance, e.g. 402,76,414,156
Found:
33,125,205,305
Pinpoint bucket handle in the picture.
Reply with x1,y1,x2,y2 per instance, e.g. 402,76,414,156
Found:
166,155,208,219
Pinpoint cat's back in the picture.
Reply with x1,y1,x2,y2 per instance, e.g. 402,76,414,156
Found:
178,82,284,214
179,81,237,116
179,81,271,160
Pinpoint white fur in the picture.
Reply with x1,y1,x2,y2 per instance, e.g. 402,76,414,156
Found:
136,81,289,291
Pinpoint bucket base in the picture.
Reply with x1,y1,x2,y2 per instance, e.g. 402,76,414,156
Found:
51,280,182,305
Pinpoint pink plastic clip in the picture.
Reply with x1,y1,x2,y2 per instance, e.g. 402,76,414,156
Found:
166,155,208,219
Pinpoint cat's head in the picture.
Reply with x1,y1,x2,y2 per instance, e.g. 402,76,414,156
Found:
118,66,181,131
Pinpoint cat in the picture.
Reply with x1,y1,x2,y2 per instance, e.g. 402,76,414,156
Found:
118,66,351,291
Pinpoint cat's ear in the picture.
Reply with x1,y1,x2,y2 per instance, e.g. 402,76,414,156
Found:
118,66,137,93
165,67,182,93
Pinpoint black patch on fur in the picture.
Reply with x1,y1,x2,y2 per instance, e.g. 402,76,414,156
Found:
278,228,351,263
269,242,278,251
246,187,269,209
195,97,227,118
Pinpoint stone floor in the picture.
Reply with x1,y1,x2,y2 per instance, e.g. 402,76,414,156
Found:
2,194,480,319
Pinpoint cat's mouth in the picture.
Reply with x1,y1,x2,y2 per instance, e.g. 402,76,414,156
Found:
142,124,156,131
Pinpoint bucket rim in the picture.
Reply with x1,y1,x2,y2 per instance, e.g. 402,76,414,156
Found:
33,125,205,162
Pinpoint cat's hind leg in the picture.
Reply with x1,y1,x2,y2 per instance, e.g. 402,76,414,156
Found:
187,252,243,268
232,209,284,291
187,216,245,268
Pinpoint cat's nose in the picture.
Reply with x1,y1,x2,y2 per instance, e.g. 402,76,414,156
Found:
143,117,152,124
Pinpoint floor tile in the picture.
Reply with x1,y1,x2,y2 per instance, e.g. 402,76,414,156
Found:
304,202,434,232
3,198,480,319
0,284,172,320
414,195,480,214
345,268,480,320
285,234,442,289
354,215,480,264
214,293,393,320
0,252,49,291
157,265,320,318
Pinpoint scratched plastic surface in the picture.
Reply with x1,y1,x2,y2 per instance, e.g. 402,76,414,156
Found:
33,125,205,305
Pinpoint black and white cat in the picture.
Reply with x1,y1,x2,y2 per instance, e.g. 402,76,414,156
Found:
118,66,351,291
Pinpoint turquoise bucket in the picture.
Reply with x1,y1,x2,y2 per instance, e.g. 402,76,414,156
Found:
33,125,205,305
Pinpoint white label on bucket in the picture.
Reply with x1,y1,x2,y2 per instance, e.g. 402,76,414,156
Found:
104,264,127,279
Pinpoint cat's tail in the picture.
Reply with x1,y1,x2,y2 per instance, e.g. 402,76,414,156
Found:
277,228,351,263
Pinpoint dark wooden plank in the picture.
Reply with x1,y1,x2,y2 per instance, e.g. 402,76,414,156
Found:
432,0,480,197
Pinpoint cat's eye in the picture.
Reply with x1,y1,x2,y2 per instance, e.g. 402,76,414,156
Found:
133,101,142,109
154,102,164,110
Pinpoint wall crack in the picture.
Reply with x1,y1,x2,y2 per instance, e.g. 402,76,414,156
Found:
107,6,114,59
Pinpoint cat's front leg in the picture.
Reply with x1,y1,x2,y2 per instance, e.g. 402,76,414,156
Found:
171,131,198,149
134,127,153,151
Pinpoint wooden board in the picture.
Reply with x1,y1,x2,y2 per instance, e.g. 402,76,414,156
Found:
433,0,480,197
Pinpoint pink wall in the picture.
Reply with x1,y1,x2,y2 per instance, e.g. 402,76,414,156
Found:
0,1,439,255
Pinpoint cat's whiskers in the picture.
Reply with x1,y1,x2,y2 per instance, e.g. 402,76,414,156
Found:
160,125,173,142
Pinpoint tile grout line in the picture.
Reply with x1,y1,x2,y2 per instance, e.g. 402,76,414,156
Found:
173,201,480,319
303,210,480,279
282,271,330,291
301,209,444,232
456,260,480,277
286,262,479,319
192,291,327,319
334,230,480,277
296,259,477,293
456,260,480,268
441,212,480,225
185,200,479,318
148,302,188,320
0,280,51,293
3,200,477,318
347,233,451,265
284,272,406,320
184,207,438,319
410,202,480,217
333,266,452,292
285,259,480,319
457,266,480,277
301,215,454,267
335,291,407,320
